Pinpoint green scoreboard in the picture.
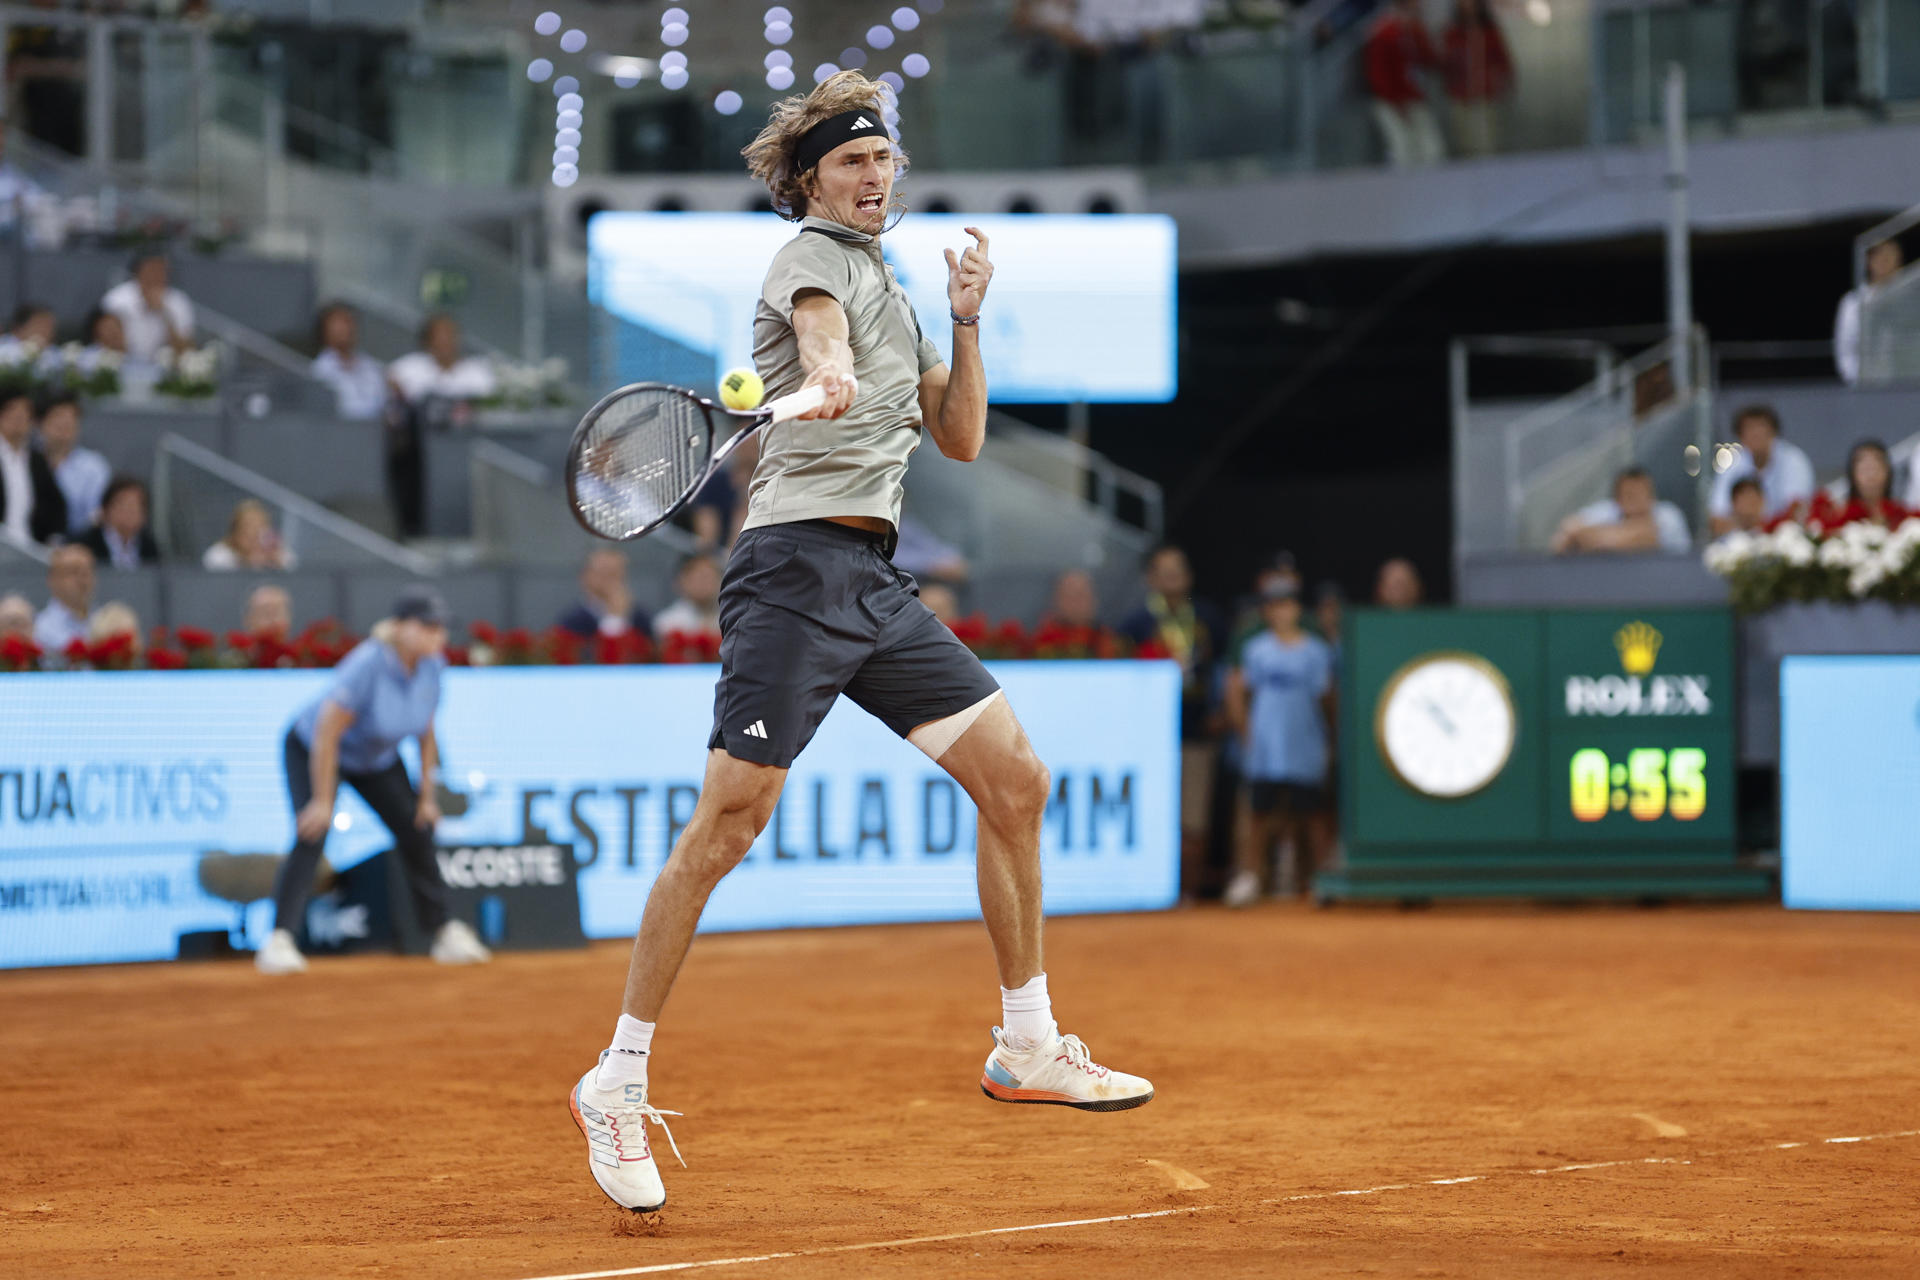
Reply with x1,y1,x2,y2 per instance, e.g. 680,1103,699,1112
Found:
1318,608,1770,902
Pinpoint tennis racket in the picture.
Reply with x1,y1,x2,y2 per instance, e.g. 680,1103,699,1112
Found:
564,378,854,541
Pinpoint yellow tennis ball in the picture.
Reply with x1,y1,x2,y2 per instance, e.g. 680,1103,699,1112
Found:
719,368,764,411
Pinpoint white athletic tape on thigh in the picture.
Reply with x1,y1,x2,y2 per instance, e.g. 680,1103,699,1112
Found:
908,691,1003,761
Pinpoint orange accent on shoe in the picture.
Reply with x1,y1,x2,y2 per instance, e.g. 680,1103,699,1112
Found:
979,1075,1082,1104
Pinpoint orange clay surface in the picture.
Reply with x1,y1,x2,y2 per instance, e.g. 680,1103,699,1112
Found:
4,903,1919,1279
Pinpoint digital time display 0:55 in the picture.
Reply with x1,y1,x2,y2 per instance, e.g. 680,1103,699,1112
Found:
1568,747,1707,823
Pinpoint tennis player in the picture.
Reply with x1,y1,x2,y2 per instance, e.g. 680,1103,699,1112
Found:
569,72,1152,1214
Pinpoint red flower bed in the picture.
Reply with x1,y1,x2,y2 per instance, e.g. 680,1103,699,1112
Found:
2,615,1167,672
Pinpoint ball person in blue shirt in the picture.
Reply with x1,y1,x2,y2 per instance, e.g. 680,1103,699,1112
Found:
1224,578,1337,906
255,588,491,973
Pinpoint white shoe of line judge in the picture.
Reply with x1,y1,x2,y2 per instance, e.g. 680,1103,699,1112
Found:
430,919,493,965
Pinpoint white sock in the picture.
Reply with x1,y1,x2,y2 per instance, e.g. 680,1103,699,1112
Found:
999,973,1053,1054
596,1014,654,1091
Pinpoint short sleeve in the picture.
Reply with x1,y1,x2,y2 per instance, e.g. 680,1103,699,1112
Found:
762,234,854,320
1311,642,1334,696
1655,503,1692,553
323,644,383,720
913,310,943,375
1573,500,1615,527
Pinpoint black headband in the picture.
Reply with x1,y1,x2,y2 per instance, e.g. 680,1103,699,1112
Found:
793,107,888,175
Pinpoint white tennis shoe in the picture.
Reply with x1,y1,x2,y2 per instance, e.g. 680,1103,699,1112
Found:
570,1055,684,1212
980,1026,1154,1112
430,919,493,965
254,928,307,975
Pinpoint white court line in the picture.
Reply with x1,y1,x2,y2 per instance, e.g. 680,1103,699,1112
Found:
514,1128,1920,1280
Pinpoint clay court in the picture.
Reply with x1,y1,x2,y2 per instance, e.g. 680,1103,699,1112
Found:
5,903,1917,1278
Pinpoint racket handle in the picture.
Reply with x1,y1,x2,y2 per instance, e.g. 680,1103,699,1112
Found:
765,376,858,424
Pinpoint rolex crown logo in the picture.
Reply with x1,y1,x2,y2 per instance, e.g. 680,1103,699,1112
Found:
1614,621,1662,676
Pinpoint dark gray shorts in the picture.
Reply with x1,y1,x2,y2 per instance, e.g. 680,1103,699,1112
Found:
708,519,1001,768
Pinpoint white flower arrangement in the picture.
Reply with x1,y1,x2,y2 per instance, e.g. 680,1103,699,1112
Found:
155,344,223,399
478,356,571,410
1704,515,1920,610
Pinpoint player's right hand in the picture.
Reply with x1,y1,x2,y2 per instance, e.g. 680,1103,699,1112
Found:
798,366,857,420
296,799,335,843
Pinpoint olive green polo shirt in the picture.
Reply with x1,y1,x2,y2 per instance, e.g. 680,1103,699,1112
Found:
745,215,944,532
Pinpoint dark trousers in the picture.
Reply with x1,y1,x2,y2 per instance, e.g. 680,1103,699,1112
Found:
385,409,426,538
274,729,449,938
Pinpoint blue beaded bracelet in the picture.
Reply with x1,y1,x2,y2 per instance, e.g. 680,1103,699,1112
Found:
950,309,980,326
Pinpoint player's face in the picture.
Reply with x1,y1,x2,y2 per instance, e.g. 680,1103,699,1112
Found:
808,137,895,236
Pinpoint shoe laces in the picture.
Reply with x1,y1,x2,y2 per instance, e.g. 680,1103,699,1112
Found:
1054,1033,1109,1079
612,1100,687,1168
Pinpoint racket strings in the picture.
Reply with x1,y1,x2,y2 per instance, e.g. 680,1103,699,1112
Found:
574,390,713,539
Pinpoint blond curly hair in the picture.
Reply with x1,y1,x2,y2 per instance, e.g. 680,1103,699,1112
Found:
742,71,907,220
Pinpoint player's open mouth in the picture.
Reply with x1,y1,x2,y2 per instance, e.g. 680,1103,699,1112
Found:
856,193,884,213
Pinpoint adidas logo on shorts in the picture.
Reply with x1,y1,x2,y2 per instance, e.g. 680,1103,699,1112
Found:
742,720,770,739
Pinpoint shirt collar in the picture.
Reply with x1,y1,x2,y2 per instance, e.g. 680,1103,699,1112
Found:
798,214,873,244
0,436,26,464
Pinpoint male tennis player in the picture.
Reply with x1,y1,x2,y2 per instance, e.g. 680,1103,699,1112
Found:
569,72,1152,1214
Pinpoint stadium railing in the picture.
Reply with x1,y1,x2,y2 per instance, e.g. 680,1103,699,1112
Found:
1856,203,1920,386
1450,327,1713,572
151,432,434,574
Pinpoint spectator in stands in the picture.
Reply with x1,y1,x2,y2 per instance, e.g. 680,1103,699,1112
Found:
919,582,962,626
1442,0,1514,156
245,584,295,643
310,302,387,421
1366,0,1445,168
1375,556,1424,608
387,313,496,407
1724,476,1769,534
1224,579,1337,907
689,437,756,550
203,498,296,571
1709,404,1816,536
1812,439,1909,531
81,307,127,367
558,548,652,639
77,476,159,569
1834,238,1905,387
0,390,64,546
894,514,970,586
87,600,143,657
0,591,33,641
385,313,495,537
0,302,56,362
100,250,195,366
1551,465,1692,555
1120,543,1225,894
652,552,723,642
1042,567,1101,630
1228,552,1302,659
1314,581,1344,653
0,127,46,225
32,543,93,652
37,394,108,537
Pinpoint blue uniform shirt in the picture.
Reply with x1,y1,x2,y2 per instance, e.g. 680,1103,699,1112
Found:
1240,630,1334,784
293,639,444,774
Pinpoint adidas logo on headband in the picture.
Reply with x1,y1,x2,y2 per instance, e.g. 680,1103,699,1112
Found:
850,115,874,130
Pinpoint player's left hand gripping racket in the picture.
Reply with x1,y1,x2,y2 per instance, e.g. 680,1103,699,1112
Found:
564,378,855,541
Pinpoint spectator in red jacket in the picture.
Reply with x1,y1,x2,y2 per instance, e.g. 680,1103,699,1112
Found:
1810,439,1910,532
1366,0,1445,167
1442,0,1513,156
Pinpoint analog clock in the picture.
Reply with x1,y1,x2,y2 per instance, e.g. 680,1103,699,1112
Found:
1375,651,1517,798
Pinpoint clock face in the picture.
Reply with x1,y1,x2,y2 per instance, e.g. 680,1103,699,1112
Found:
1376,652,1517,798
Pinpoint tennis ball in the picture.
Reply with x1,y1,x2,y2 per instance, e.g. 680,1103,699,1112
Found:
720,368,764,411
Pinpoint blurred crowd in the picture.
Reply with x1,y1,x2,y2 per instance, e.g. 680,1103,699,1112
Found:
1548,398,1920,560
